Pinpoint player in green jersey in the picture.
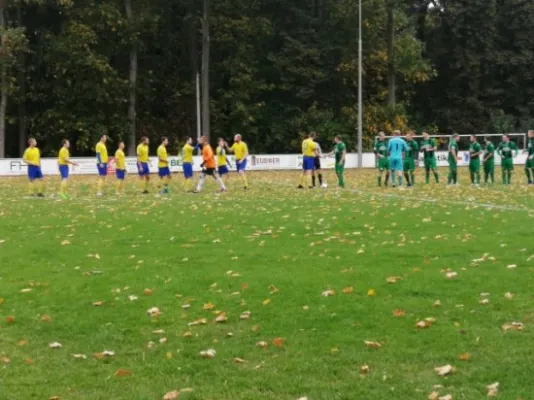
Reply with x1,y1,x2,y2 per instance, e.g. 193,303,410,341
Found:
447,133,460,185
374,132,390,187
468,135,482,185
328,135,346,188
525,130,534,185
420,132,439,184
497,134,518,185
482,137,495,184
403,131,419,187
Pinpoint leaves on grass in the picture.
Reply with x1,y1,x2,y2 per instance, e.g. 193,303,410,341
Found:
48,342,62,349
256,341,269,348
233,357,246,364
72,354,87,359
272,337,285,347
321,289,335,297
439,395,452,400
445,271,458,279
386,276,402,284
20,288,32,293
268,284,279,294
434,364,455,376
128,295,138,301
94,350,115,359
433,300,442,307
459,352,471,361
393,309,405,317
203,302,215,310
487,382,499,397
360,365,369,374
428,391,440,400
262,298,271,305
364,341,381,349
215,313,227,323
504,292,514,299
502,322,523,331
147,307,162,317
40,315,52,322
144,288,153,295
367,289,376,297
6,315,15,323
114,369,132,377
188,318,207,327
200,349,216,358
163,390,180,400
240,311,251,320
507,264,517,269
342,286,354,294
92,301,105,307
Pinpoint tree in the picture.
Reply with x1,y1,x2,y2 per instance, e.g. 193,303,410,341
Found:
201,0,210,140
124,0,138,155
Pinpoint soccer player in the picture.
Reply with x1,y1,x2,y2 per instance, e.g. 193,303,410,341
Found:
420,132,439,184
157,137,171,194
374,132,389,187
403,131,419,187
58,139,78,198
526,130,534,185
115,141,127,195
227,134,249,190
137,136,150,194
182,137,195,192
95,134,108,196
447,133,460,186
23,138,45,197
483,137,495,184
298,132,317,189
312,134,324,188
497,134,518,185
387,130,409,188
194,136,227,193
216,138,230,183
468,135,482,186
333,135,346,188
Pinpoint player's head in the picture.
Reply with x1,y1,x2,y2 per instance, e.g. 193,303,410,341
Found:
62,139,70,149
186,137,193,145
470,135,477,142
118,141,125,150
503,134,509,142
218,137,225,146
100,134,107,143
200,135,208,145
334,135,342,144
392,130,401,137
141,136,149,145
484,136,491,143
308,132,316,140
28,138,37,147
423,131,429,139
161,136,168,146
406,131,413,140
379,131,386,140
528,130,534,138
234,134,242,142
452,133,460,140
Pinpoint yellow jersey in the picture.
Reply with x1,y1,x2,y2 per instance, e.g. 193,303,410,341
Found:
96,142,108,163
58,147,70,166
231,141,248,161
137,144,149,163
216,146,228,166
302,138,316,157
115,149,125,170
23,147,40,166
157,145,168,168
182,143,194,163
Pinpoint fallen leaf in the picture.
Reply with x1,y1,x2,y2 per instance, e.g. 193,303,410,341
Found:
487,382,499,397
17,339,28,346
297,397,309,400
504,292,514,300
386,276,402,284
502,322,524,331
433,300,442,307
159,338,167,344
152,329,165,334
439,395,452,400
61,240,70,246
445,272,458,279
434,364,455,376
262,298,271,305
272,337,286,347
268,284,279,293
49,397,61,400
240,311,251,320
0,356,10,364
200,348,216,358
166,352,173,359
342,286,354,294
364,341,381,349
182,331,193,338
321,289,335,297
24,358,33,365
48,342,62,349
251,324,260,332
144,288,153,295
72,354,87,359
416,320,432,329
0,297,4,305
128,295,138,301
428,391,440,400
367,289,376,297
181,304,190,309
92,301,105,307
20,288,32,293
215,313,227,323
459,352,471,361
114,369,132,377
40,314,52,322
479,298,490,305
162,390,180,400
233,357,246,364
392,309,405,317
94,350,115,359
6,315,15,323
188,318,207,327
360,365,369,374
147,307,162,317
203,302,216,310
507,264,517,269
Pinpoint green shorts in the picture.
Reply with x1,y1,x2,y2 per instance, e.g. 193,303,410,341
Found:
525,157,534,169
377,157,389,171
335,163,345,175
501,158,514,171
424,158,437,170
403,159,416,172
483,162,494,173
448,159,457,173
469,161,480,173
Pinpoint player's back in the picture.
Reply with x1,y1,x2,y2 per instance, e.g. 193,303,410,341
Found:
203,145,216,168
388,137,406,159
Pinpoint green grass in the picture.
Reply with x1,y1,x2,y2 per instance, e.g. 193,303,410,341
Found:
0,168,533,400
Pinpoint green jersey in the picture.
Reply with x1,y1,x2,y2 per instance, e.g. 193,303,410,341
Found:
528,139,534,157
334,141,346,164
469,141,482,163
448,139,458,163
374,140,388,158
497,141,518,159
483,142,495,163
420,138,436,159
404,140,419,160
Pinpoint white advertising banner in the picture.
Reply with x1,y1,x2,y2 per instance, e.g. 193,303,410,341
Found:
0,152,528,176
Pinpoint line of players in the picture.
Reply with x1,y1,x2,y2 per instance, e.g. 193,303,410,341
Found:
374,130,534,187
21,134,250,198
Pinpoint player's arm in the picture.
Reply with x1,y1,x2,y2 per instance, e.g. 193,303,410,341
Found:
226,143,235,153
65,154,78,166
339,146,346,165
496,144,503,157
483,148,493,162
96,150,103,167
374,143,383,158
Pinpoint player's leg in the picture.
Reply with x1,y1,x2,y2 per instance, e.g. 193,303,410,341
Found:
397,160,403,187
507,163,513,185
215,170,227,192
410,162,416,186
483,164,489,184
195,170,207,192
425,163,430,184
315,158,323,186
403,162,410,187
335,164,345,188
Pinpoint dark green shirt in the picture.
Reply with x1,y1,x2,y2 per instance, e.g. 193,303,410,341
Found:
497,141,518,159
528,139,534,157
374,140,388,158
420,138,436,159
483,142,495,163
335,142,346,164
448,139,458,162
469,141,482,163
404,140,419,160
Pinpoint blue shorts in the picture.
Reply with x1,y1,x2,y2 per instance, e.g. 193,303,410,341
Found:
390,158,403,171
183,162,193,178
236,159,247,172
159,166,170,177
302,156,315,171
116,169,126,180
97,164,108,177
28,165,43,181
138,162,150,176
218,165,229,175
59,165,69,179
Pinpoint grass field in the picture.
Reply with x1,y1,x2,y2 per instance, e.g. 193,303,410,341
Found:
0,168,533,400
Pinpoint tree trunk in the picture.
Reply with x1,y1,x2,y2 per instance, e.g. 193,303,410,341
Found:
201,0,210,140
125,0,138,156
386,2,396,109
0,0,7,158
17,3,27,154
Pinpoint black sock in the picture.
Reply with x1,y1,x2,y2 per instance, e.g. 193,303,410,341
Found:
312,176,316,187
318,174,323,185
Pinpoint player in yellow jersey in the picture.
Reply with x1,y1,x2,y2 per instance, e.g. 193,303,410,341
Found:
157,137,171,194
23,138,45,197
182,137,195,192
58,139,78,199
298,132,317,189
137,136,150,194
216,138,230,184
114,141,127,195
95,134,108,196
226,134,249,190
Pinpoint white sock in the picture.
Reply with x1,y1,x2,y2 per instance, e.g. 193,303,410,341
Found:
216,177,226,190
196,175,205,191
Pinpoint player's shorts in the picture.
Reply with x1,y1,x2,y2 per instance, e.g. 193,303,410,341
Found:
236,159,247,172
403,159,415,172
525,157,534,169
116,169,126,180
202,168,216,176
158,167,170,178
97,163,108,177
377,157,389,171
501,158,514,171
335,163,345,175
59,165,69,179
483,162,494,173
28,165,43,181
424,158,437,170
389,157,403,172
448,159,457,171
469,161,481,172
218,165,229,175
302,156,315,171
182,162,193,178
138,162,150,176
314,156,321,170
